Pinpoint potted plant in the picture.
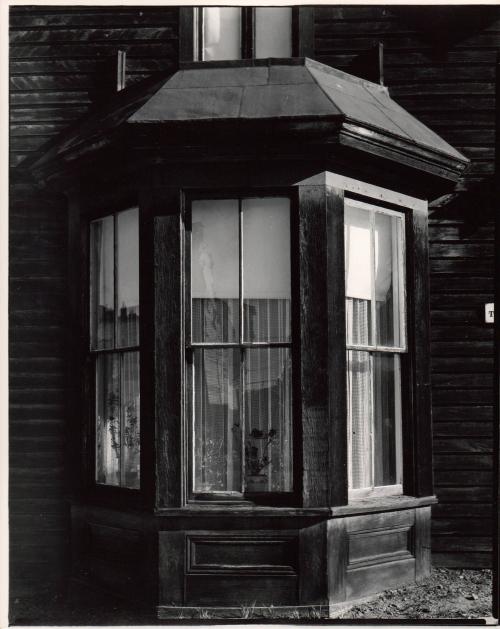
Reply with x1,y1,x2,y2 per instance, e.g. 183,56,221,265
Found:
245,428,277,492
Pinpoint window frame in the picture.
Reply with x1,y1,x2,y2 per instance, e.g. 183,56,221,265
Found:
344,199,407,500
182,187,301,506
83,201,144,500
179,6,314,63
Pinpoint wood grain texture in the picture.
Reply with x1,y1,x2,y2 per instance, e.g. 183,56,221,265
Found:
154,206,182,509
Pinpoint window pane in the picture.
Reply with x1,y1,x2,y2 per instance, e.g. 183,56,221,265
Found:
191,200,239,343
202,7,241,61
90,216,114,350
96,353,120,485
244,348,292,492
373,353,402,487
122,351,140,489
345,205,372,346
375,213,404,348
347,350,372,489
116,208,139,348
255,8,292,58
242,198,291,343
193,348,241,493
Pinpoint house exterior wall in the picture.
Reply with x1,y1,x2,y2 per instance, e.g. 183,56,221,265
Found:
9,4,498,601
314,4,498,570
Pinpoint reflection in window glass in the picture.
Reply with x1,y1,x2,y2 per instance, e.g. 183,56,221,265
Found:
96,353,120,486
254,7,293,58
242,197,291,343
90,216,114,350
122,351,140,489
191,199,239,343
375,213,403,348
345,205,372,347
373,353,401,487
117,208,139,347
202,7,241,61
193,348,241,493
91,209,140,490
244,348,292,492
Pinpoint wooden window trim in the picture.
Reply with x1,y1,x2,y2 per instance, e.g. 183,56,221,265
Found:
179,6,314,63
182,187,302,507
296,173,432,508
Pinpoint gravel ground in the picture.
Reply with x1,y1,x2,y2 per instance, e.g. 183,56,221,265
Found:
9,568,493,625
340,568,492,620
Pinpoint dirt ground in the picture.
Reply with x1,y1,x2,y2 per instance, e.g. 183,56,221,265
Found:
10,568,493,625
340,568,492,620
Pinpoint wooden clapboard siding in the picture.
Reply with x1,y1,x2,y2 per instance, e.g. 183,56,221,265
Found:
314,5,499,568
9,6,178,168
9,182,70,598
9,6,180,602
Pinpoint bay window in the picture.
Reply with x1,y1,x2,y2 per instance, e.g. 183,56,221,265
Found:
344,199,406,497
89,208,140,489
188,196,293,498
194,7,293,61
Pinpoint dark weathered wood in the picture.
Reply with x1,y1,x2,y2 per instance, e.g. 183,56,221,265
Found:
153,195,182,509
404,204,433,498
326,186,347,507
298,184,330,508
415,506,431,581
492,51,500,622
299,521,327,605
178,7,193,63
327,518,348,604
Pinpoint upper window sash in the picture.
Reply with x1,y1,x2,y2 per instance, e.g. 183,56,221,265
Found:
180,6,314,63
344,198,407,353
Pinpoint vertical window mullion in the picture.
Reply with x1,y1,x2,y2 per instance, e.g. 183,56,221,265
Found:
369,352,375,490
239,198,245,494
369,210,377,348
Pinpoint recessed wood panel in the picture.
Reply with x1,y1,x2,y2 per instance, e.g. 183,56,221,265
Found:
348,527,411,566
346,557,416,600
187,534,297,574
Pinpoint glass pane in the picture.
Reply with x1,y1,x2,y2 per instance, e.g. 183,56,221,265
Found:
244,348,292,492
345,205,372,346
373,353,402,487
122,351,140,489
242,198,291,343
375,213,404,348
90,216,114,350
193,348,241,493
255,8,292,58
96,354,120,486
191,199,239,343
202,7,241,61
116,208,139,348
347,350,372,489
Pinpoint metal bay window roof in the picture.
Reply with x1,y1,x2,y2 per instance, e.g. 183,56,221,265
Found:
29,57,469,181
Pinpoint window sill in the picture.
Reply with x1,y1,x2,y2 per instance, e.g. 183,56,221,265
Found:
155,505,330,517
329,494,437,518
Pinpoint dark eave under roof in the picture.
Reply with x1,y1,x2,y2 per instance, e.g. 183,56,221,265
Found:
28,57,469,180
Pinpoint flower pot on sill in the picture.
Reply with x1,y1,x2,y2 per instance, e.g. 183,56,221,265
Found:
246,474,268,493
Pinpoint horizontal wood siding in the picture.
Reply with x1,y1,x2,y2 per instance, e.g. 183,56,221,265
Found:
9,182,70,599
314,5,499,567
9,6,180,603
10,6,179,168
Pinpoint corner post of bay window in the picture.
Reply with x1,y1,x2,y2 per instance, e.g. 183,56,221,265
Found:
406,203,433,498
325,185,348,507
296,180,347,507
148,186,184,509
